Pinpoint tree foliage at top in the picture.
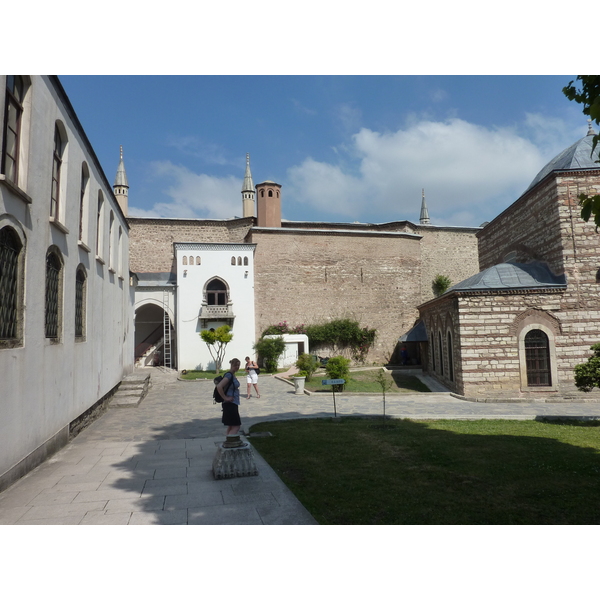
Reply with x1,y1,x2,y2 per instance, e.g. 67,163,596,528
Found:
563,76,600,229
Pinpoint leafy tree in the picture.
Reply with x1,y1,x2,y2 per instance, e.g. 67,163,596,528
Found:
563,76,600,228
432,274,452,297
574,343,600,392
254,336,286,373
200,325,233,374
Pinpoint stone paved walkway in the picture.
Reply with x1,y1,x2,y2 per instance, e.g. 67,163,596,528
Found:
2,367,600,525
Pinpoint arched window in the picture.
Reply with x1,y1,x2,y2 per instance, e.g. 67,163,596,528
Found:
45,249,62,339
438,331,444,376
79,163,89,241
525,329,551,386
196,256,201,265
430,326,436,372
0,226,22,340
243,256,248,266
75,266,86,338
188,256,193,265
237,256,242,265
2,76,25,185
51,123,65,219
206,278,227,306
96,191,104,257
268,190,273,197
108,211,115,270
182,256,188,265
447,331,454,382
231,256,236,265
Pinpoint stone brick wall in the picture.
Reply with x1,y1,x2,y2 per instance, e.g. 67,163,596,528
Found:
128,217,253,273
417,226,481,303
249,228,423,363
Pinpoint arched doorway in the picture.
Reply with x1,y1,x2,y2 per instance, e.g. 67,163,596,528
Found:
134,302,176,368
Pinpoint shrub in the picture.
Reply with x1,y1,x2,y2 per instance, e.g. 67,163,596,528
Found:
432,274,452,297
305,319,376,363
296,353,318,381
325,355,351,390
254,336,286,373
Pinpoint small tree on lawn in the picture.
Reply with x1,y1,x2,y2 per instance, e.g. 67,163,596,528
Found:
200,325,233,374
574,343,600,392
373,369,394,425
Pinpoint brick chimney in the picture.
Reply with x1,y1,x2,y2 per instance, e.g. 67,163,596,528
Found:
256,181,281,227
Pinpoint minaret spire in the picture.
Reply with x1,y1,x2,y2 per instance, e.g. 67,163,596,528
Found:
419,188,431,225
242,153,255,218
113,145,129,216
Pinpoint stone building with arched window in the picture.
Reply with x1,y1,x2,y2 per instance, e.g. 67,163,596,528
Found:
418,124,600,400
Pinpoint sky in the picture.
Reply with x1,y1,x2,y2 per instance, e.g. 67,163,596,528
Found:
59,74,588,228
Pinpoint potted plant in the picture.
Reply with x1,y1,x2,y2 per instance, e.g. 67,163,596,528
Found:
292,370,308,395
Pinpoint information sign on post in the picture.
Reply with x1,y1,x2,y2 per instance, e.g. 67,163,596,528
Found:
321,379,345,418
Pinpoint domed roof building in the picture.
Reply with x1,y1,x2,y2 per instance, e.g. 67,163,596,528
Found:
418,124,600,401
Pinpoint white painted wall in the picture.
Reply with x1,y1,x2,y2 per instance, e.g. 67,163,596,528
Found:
175,243,256,371
0,76,133,485
264,334,310,367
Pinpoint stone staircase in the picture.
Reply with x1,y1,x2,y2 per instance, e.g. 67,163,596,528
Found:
109,372,152,408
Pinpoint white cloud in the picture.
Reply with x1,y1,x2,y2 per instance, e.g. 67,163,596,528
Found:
130,161,242,219
285,117,553,226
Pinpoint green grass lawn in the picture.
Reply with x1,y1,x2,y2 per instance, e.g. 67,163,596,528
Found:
300,368,430,393
248,417,600,525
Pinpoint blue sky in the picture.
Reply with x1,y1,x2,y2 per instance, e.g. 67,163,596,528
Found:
59,75,587,227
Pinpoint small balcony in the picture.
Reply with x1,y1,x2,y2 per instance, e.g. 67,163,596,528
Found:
199,304,235,327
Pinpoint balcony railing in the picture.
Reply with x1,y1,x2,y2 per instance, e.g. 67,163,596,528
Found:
199,304,235,325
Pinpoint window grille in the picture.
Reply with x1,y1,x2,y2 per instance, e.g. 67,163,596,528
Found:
525,329,551,386
75,268,85,337
0,227,20,338
45,251,61,338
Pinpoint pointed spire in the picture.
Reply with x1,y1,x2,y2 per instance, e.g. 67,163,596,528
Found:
420,189,431,225
114,145,129,188
242,153,254,192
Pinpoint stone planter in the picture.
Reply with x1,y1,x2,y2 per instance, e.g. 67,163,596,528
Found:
292,376,306,395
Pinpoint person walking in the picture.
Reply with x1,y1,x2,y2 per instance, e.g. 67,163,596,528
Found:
217,358,242,436
245,355,260,399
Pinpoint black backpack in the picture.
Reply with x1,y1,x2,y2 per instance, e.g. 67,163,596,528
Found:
213,373,232,403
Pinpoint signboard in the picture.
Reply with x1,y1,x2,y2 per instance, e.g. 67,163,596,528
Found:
322,379,345,385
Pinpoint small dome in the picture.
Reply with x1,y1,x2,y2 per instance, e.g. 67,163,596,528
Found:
449,261,566,292
525,124,600,193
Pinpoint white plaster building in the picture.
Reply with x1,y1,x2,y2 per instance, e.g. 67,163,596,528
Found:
0,76,134,491
175,243,256,371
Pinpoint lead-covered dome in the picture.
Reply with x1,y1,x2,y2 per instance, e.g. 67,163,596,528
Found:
525,123,600,193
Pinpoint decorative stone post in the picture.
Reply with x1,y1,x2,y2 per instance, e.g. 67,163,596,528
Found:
212,435,259,479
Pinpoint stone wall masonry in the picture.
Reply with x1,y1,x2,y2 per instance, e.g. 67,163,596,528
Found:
418,227,480,303
249,229,423,363
128,217,253,273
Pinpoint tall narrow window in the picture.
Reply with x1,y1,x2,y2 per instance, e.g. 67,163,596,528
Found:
438,331,444,376
108,211,115,269
447,331,454,382
525,329,551,386
51,125,64,219
430,327,436,372
96,191,104,257
2,76,25,185
75,267,86,338
79,163,89,240
45,250,62,339
0,226,21,339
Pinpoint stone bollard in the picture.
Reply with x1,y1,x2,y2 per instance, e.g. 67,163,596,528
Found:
212,435,259,479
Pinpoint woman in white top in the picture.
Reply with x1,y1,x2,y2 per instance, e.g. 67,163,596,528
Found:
245,356,261,399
